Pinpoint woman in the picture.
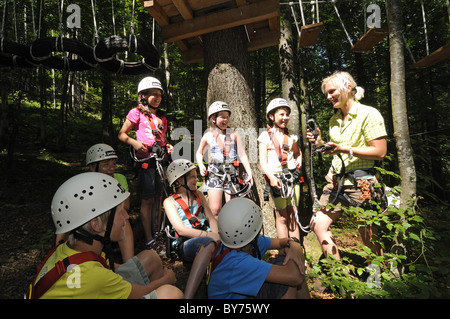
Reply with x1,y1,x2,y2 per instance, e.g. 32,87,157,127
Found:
307,71,388,260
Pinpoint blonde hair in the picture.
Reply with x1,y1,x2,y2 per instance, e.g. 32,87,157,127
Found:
67,210,111,247
321,71,365,101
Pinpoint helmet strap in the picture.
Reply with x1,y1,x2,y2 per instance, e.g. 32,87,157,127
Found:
71,206,117,272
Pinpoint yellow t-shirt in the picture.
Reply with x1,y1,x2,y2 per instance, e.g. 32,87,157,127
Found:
327,102,387,184
35,243,132,299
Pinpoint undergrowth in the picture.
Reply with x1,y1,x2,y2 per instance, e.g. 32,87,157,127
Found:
306,174,450,299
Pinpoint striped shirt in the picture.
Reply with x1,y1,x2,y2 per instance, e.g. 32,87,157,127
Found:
327,102,387,183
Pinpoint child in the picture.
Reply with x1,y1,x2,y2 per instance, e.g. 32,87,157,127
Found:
163,159,219,298
258,98,303,240
207,197,310,299
196,101,253,218
27,172,183,299
118,76,173,248
55,143,134,262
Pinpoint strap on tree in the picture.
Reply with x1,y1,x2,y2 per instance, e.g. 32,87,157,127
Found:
27,245,109,299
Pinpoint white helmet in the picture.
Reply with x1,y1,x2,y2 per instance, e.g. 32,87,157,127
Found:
208,101,231,119
218,198,263,248
266,98,290,120
86,143,118,166
51,172,130,234
166,159,197,186
138,76,163,94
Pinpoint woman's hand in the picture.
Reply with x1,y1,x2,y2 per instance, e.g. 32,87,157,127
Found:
306,127,323,146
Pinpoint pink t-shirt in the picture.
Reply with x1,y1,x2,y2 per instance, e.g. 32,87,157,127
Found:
126,107,167,157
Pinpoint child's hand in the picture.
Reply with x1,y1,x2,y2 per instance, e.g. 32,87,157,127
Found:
135,141,148,153
199,164,207,176
244,174,253,186
283,241,306,275
163,268,176,285
269,176,281,189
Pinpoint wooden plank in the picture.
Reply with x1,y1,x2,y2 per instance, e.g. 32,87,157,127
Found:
410,43,450,69
161,0,279,43
141,0,170,26
351,27,388,52
180,29,280,64
298,22,323,48
172,0,193,20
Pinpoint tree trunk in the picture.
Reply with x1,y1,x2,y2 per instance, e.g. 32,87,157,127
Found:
101,71,115,147
387,0,417,206
279,6,313,228
203,26,276,237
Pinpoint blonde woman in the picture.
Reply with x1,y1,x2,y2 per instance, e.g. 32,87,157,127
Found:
307,71,388,260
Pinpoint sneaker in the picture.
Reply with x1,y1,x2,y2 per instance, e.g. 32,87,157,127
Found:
144,238,166,257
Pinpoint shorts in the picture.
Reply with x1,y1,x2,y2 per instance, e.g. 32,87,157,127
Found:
255,255,289,299
116,256,158,299
139,161,162,199
179,236,216,262
319,175,381,212
204,163,236,192
271,184,300,210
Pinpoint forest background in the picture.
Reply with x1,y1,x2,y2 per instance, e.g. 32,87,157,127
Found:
0,0,449,299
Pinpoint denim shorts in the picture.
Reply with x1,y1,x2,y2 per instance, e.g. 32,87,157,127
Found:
116,256,158,299
180,236,216,262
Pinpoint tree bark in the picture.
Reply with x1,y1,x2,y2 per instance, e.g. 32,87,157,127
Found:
387,0,417,206
203,26,276,237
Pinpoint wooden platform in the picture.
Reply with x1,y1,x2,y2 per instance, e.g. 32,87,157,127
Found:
139,0,280,64
351,27,388,52
410,43,450,69
298,22,323,48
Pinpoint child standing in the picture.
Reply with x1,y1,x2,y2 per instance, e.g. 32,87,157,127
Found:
196,101,253,218
118,76,173,249
163,159,219,298
258,98,303,240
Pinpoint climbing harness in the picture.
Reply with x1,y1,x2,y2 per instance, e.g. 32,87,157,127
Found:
262,128,308,232
206,129,251,197
26,243,109,299
165,192,209,259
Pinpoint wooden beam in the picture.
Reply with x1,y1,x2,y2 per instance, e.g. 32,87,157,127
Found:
172,0,194,20
180,29,280,64
247,30,279,51
410,43,450,69
351,27,388,52
161,0,279,43
140,0,170,26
